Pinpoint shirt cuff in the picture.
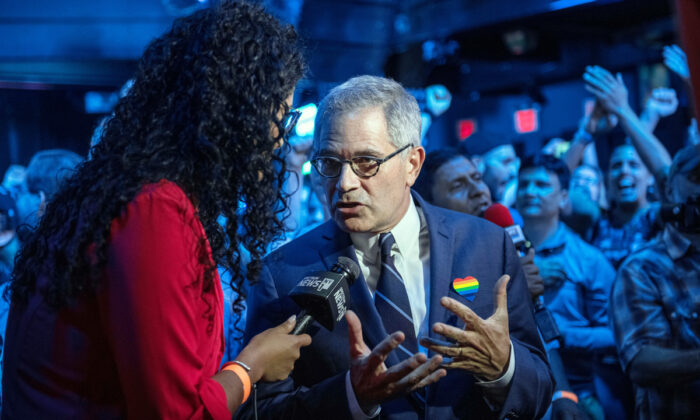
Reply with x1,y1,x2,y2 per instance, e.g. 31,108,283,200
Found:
476,341,515,388
345,371,381,419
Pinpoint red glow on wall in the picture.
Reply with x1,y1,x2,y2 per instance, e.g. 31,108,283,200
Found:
457,119,477,141
514,108,539,133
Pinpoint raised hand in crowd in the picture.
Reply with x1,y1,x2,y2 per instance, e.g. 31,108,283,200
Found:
645,87,679,119
346,310,446,411
641,87,679,132
663,44,690,83
583,66,630,115
584,65,672,177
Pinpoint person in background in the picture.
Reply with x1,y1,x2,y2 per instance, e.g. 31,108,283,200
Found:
460,132,521,209
581,66,672,268
611,145,700,419
516,154,626,420
563,164,607,238
413,149,539,297
415,149,598,420
15,149,83,228
2,3,311,418
1,166,27,201
0,187,19,403
413,149,493,218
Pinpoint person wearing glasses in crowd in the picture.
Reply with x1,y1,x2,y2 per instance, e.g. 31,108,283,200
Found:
240,75,553,420
2,3,311,418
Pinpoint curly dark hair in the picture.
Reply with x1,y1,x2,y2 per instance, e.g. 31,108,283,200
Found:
8,1,306,330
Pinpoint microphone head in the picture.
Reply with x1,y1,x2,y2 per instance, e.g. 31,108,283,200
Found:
484,203,514,228
336,256,361,284
288,260,357,332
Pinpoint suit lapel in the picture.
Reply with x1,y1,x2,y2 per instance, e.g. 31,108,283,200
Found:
414,196,457,347
318,222,392,361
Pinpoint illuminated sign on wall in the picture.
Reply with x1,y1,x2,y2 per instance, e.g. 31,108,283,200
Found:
457,118,477,141
514,108,539,134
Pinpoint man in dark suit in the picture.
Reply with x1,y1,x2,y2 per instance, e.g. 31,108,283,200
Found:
238,75,553,420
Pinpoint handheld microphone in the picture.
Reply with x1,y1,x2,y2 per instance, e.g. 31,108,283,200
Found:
289,256,361,335
483,203,529,256
483,203,561,344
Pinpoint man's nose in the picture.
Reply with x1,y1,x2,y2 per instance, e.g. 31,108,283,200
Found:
336,162,360,193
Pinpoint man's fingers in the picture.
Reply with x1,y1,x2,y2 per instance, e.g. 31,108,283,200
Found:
410,368,447,391
432,322,472,340
584,77,612,96
584,82,606,99
366,331,404,373
440,296,482,327
493,274,510,319
591,65,616,84
585,66,615,87
346,310,370,358
396,355,444,391
382,353,427,384
583,72,610,92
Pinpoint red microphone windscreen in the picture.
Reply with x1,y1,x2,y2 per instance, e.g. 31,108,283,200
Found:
483,203,514,228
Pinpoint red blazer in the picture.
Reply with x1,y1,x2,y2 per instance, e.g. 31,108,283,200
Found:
3,180,230,419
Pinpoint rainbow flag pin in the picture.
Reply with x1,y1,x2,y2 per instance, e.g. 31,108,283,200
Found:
452,276,479,301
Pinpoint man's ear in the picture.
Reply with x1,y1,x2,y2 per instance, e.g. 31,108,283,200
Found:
559,189,570,212
406,145,426,187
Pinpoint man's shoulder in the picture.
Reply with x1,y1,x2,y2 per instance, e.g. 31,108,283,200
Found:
618,237,670,272
422,201,506,238
264,220,336,269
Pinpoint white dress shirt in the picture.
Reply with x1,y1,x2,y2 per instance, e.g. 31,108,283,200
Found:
344,197,515,419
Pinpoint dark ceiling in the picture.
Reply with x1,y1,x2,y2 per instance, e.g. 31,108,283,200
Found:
0,0,675,93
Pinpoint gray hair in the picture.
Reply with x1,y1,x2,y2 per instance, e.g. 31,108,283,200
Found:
313,75,421,152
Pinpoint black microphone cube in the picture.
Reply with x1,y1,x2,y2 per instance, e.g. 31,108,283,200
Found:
288,271,350,331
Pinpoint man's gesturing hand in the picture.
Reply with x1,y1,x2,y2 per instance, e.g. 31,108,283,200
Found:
420,274,511,381
346,311,446,409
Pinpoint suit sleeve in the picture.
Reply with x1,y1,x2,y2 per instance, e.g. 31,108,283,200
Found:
497,230,554,420
97,186,230,420
236,263,354,420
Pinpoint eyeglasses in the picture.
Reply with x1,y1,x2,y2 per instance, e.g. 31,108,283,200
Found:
282,109,302,138
311,144,413,178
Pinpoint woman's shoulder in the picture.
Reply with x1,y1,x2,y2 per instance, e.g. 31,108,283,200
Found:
133,180,194,212
115,180,197,231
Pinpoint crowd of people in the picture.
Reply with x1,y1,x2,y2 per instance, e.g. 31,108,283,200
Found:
0,1,698,419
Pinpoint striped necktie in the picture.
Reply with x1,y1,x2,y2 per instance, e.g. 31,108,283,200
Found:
375,232,419,358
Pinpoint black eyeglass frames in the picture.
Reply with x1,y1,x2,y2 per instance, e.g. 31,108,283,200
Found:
282,109,302,138
310,143,413,178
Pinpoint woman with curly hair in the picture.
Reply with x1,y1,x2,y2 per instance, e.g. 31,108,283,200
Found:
1,2,311,418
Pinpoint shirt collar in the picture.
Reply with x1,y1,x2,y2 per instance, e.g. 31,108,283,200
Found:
350,197,421,263
663,224,693,260
536,222,568,252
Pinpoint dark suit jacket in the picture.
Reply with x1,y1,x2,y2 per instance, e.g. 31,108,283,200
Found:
238,193,553,420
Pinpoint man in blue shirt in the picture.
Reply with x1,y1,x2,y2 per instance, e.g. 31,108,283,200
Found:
517,154,619,419
611,145,700,419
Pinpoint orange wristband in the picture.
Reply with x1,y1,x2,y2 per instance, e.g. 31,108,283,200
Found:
222,363,251,404
552,390,578,404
